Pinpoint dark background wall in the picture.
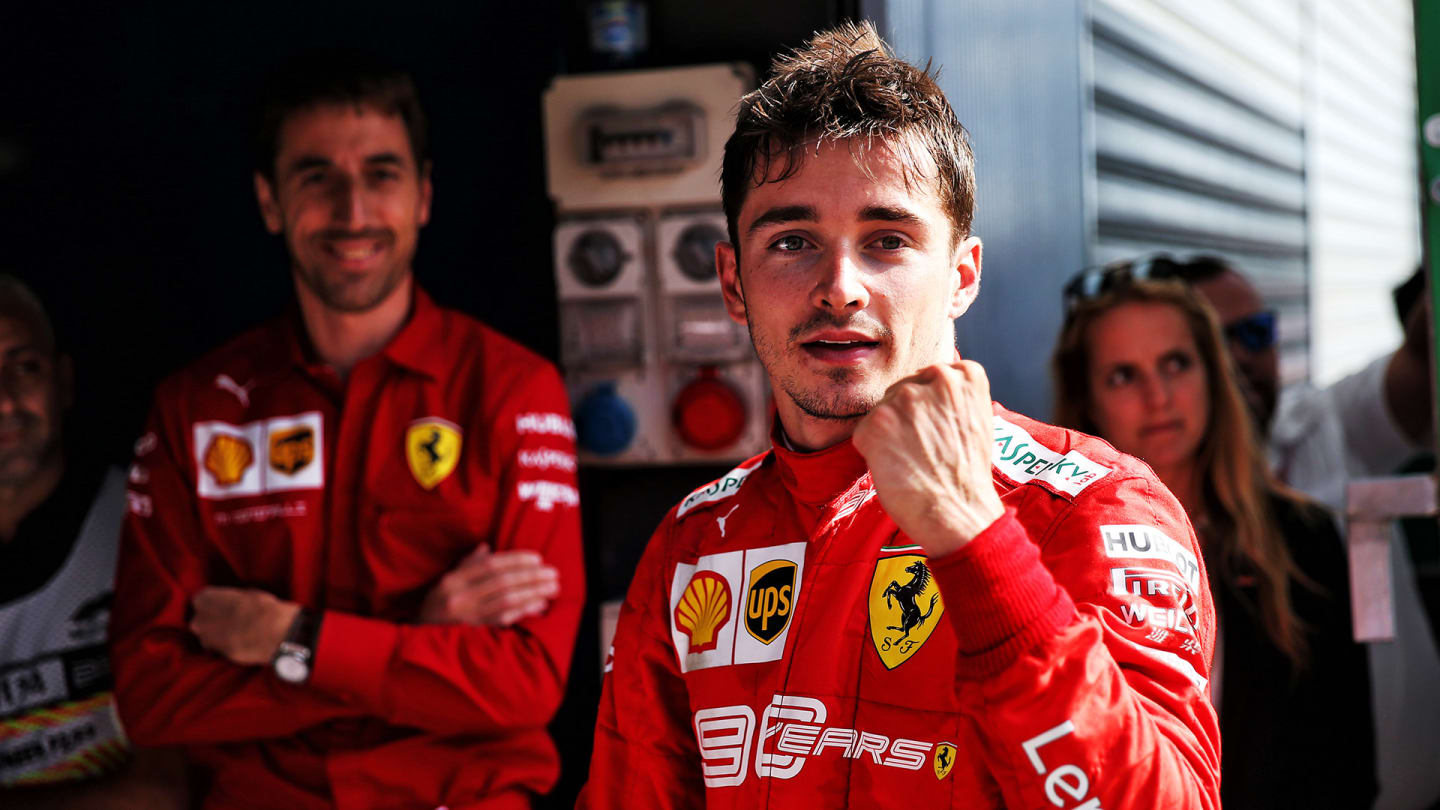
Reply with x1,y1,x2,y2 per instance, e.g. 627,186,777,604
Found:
2,2,856,805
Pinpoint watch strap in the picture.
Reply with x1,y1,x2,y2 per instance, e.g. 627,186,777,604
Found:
285,606,323,652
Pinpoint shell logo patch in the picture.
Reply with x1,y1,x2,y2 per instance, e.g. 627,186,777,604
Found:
268,426,314,474
674,571,732,654
406,418,462,490
869,553,945,670
668,542,806,672
203,434,253,486
192,412,322,499
744,559,795,644
934,742,957,780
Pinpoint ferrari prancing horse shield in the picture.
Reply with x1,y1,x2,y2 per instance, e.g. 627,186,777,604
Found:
868,553,945,669
406,419,462,490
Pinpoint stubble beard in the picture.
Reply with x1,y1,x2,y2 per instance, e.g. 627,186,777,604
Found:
291,229,413,314
747,318,887,423
295,260,410,314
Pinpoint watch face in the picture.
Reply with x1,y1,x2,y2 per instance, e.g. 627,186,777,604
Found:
274,652,310,684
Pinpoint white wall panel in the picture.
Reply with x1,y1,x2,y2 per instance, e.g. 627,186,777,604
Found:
1305,0,1419,384
1092,0,1310,383
877,0,1417,405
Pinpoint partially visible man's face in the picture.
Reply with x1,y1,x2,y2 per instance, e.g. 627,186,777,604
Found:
716,139,980,430
0,315,66,487
255,104,432,313
1192,269,1279,433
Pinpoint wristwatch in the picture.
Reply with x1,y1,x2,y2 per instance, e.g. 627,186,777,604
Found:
272,607,321,685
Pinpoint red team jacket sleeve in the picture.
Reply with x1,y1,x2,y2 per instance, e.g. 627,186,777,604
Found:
111,383,366,746
304,364,584,735
577,516,704,809
929,475,1222,809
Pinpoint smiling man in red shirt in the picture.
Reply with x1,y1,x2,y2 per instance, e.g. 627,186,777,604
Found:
110,53,581,810
579,23,1220,809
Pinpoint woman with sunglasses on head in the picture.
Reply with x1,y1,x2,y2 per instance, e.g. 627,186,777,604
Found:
1051,259,1377,809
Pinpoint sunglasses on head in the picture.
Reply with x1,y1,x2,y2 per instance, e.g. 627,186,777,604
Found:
1062,254,1191,312
1223,310,1277,353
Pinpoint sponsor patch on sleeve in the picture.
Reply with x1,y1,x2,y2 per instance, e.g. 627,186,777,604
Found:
515,412,576,439
1101,524,1204,645
991,417,1110,497
517,480,579,512
1098,525,1200,590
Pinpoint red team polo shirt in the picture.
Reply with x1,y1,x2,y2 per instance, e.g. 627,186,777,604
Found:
110,290,583,810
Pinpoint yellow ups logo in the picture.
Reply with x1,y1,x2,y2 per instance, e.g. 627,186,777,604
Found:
268,427,314,474
203,434,253,486
674,571,732,654
745,559,796,644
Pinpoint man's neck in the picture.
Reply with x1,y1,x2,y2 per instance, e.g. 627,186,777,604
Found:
295,274,414,377
774,406,861,453
0,456,64,543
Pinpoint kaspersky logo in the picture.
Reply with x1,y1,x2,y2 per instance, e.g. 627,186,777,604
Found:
675,571,732,654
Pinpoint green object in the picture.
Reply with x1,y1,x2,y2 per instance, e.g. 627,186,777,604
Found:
1420,0,1440,458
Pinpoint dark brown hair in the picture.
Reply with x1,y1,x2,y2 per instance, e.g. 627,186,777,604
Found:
253,49,428,181
1052,276,1310,666
720,21,976,251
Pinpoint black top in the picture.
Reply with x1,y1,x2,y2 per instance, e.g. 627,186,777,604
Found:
0,460,107,606
1214,493,1378,809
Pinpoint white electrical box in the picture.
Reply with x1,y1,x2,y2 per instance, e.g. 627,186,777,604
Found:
544,64,754,210
545,64,770,465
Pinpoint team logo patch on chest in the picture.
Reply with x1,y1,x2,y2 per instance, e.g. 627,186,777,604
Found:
406,418,462,490
193,412,324,499
674,571,733,654
669,542,806,673
203,434,253,486
933,742,957,780
745,560,796,644
869,553,945,669
268,426,314,474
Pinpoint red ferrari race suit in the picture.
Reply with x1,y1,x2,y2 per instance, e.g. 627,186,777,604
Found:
110,289,583,810
580,404,1220,808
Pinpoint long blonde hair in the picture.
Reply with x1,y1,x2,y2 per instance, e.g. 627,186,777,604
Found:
1052,277,1309,665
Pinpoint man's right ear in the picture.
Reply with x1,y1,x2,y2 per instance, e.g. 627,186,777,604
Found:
253,172,283,235
716,241,747,326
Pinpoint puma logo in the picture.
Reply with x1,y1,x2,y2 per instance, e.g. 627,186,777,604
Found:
716,504,740,538
215,375,255,407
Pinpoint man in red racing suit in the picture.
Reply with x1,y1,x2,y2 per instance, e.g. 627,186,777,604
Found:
577,21,1220,809
583,407,1219,807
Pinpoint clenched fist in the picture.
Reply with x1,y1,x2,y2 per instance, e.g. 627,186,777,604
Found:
852,361,1005,557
